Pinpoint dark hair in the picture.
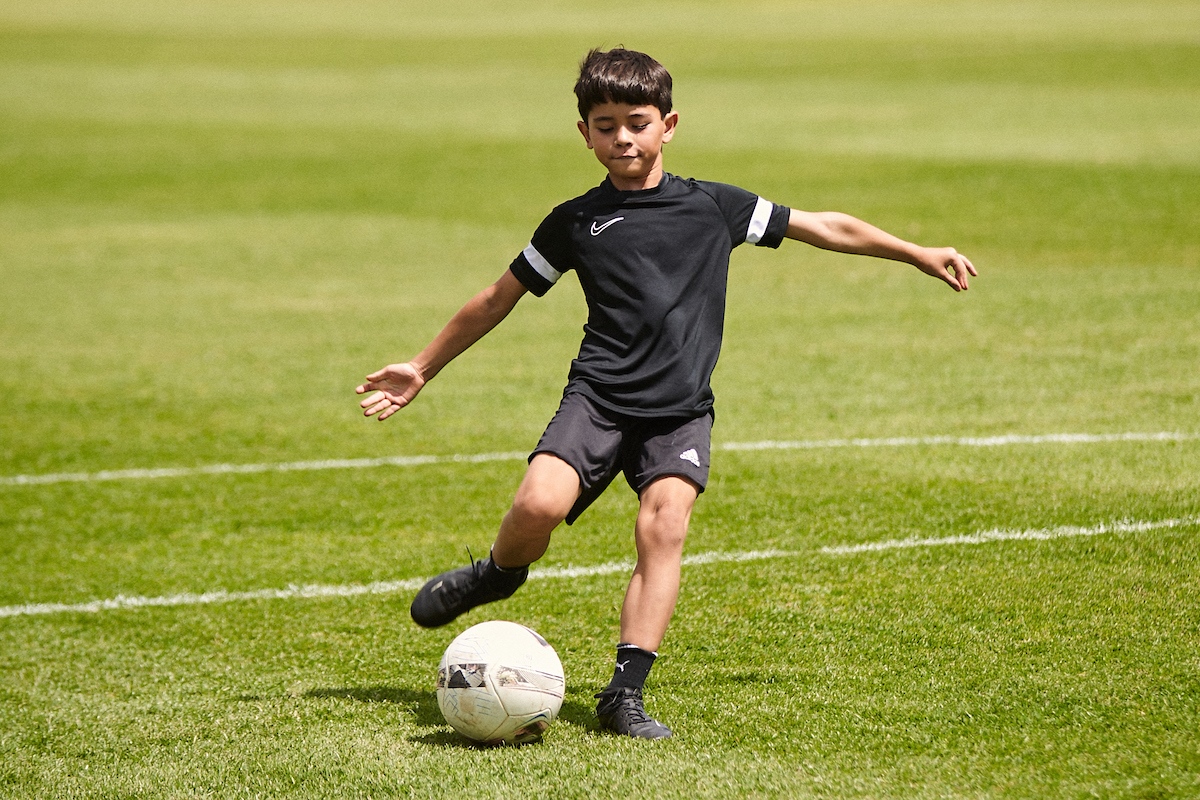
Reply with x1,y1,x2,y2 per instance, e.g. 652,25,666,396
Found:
574,47,673,122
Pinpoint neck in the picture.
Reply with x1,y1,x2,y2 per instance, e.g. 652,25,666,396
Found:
608,165,665,192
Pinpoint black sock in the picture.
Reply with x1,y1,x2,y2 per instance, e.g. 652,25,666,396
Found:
605,643,657,692
483,552,528,594
486,556,526,574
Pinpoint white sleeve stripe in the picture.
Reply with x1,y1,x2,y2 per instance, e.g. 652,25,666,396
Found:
522,243,562,285
745,196,773,244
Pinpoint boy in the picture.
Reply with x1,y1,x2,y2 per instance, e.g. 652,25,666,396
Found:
357,48,976,740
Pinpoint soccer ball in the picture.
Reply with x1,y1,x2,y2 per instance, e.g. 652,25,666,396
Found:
436,620,565,745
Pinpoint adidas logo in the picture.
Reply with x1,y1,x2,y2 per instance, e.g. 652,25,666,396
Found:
679,449,701,467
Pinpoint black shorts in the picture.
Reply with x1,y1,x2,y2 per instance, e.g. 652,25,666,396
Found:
531,391,713,525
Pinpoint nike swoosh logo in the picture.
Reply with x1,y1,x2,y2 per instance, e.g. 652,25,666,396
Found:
590,217,624,236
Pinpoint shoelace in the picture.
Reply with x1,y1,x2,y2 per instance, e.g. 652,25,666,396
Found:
620,702,651,725
432,548,485,603
600,690,652,725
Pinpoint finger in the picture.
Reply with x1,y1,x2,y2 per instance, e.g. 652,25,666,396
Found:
370,395,410,419
940,264,963,292
376,399,406,420
942,253,973,291
951,260,967,291
365,398,392,417
359,390,384,409
358,378,389,395
953,256,973,290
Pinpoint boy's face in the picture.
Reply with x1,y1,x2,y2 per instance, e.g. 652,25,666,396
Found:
577,102,678,191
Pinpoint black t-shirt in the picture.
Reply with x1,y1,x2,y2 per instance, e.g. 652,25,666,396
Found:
509,173,791,418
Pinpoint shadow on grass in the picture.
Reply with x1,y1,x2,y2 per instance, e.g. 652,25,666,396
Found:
296,685,602,748
304,685,445,727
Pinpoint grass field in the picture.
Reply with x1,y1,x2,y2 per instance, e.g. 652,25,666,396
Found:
2,1,1199,797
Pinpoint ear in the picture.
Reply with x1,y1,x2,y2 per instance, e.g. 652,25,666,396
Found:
661,111,679,143
577,119,594,150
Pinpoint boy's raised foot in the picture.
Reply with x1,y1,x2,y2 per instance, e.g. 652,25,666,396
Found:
595,687,673,740
409,555,527,628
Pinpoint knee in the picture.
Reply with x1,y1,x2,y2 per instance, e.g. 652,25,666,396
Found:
509,486,572,533
636,491,694,554
505,455,579,534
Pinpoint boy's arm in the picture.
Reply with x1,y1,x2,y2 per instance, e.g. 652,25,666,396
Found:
786,209,977,292
356,268,528,421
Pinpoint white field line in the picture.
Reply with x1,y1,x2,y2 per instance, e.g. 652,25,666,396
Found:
0,451,529,487
0,549,794,619
2,431,1195,488
819,516,1199,555
2,521,1194,619
0,578,430,619
720,431,1197,451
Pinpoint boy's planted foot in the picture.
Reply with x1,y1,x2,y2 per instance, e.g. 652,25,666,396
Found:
595,687,672,740
410,554,528,628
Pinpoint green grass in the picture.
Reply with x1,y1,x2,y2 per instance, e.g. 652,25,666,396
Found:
2,1,1199,797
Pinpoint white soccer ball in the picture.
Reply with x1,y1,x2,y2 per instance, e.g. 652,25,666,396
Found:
436,620,565,745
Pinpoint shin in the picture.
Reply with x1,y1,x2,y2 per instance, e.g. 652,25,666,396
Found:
618,476,699,652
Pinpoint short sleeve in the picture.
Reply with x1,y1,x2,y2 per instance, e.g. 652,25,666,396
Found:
693,180,791,249
508,206,574,297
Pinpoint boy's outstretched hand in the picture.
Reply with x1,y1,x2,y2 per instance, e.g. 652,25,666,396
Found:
357,363,426,421
912,246,977,292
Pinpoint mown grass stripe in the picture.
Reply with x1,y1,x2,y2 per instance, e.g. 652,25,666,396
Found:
2,432,1194,487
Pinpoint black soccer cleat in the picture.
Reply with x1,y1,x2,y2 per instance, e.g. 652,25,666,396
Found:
595,687,673,740
409,553,528,628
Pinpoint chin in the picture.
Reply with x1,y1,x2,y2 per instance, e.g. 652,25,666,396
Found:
610,163,646,178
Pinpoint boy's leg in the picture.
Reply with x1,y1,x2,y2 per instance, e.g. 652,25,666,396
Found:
596,474,698,740
491,453,581,568
620,475,698,650
410,454,579,628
